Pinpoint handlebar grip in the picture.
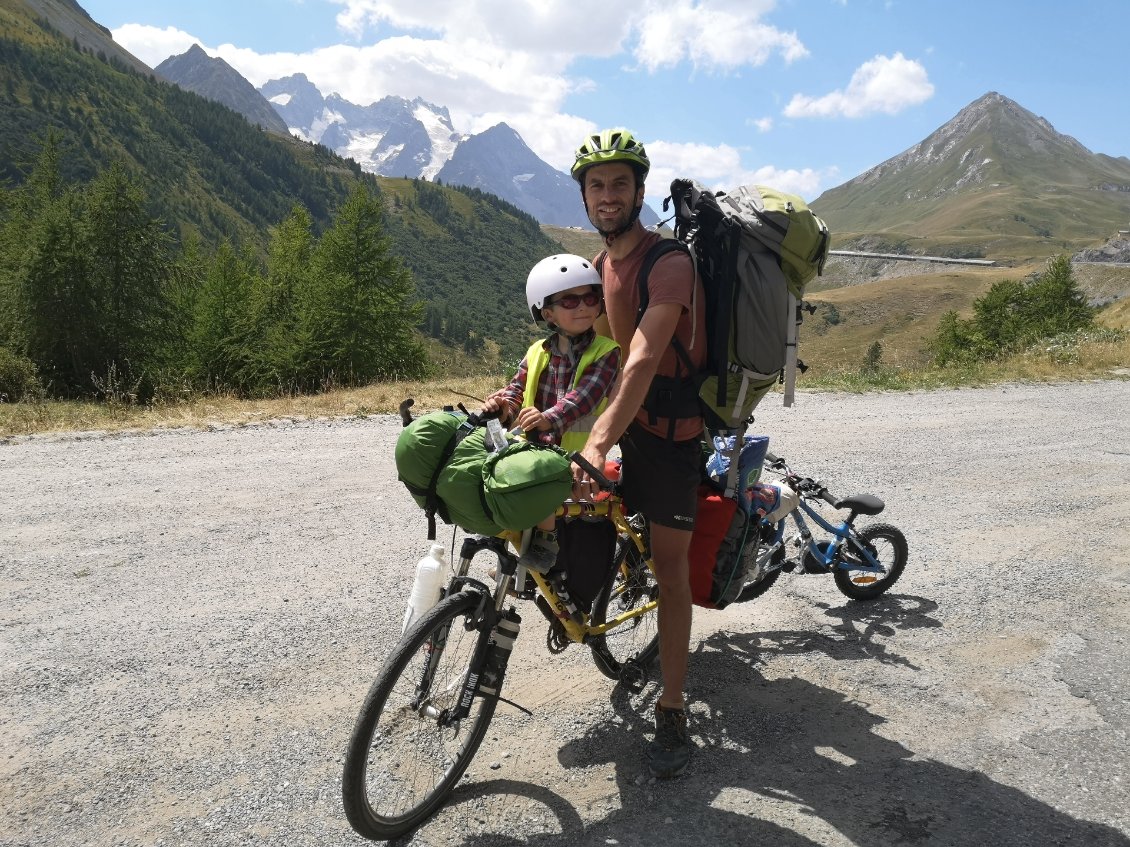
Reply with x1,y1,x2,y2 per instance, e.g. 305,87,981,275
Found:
819,488,840,507
462,406,501,428
398,398,415,427
570,452,613,491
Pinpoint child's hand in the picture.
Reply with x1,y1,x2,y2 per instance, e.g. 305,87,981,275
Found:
514,407,551,433
480,396,510,421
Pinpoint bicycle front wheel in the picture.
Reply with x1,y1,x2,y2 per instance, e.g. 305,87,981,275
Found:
589,536,660,682
834,523,908,601
342,591,497,841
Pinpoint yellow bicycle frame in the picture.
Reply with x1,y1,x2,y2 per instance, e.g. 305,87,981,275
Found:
499,497,658,643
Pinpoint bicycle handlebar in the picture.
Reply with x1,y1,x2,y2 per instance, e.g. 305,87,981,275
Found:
764,451,841,507
569,451,613,491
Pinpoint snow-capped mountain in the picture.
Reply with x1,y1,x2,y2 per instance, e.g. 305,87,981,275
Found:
257,75,661,229
436,123,593,228
259,74,463,181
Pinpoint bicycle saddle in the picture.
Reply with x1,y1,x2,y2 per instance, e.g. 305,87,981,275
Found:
831,493,885,515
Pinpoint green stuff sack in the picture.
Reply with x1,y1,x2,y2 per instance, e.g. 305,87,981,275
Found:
394,410,464,515
433,427,503,537
482,441,573,532
395,409,573,539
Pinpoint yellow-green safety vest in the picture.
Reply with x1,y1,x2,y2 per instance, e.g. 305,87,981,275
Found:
521,334,619,453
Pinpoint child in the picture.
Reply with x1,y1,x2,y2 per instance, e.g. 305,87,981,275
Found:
481,254,621,572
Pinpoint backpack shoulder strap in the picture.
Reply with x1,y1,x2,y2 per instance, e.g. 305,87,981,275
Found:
634,239,690,326
635,239,696,379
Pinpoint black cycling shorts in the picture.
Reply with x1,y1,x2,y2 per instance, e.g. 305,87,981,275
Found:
619,421,703,531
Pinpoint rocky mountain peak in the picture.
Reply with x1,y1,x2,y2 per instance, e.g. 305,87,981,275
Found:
156,46,290,134
846,91,1090,191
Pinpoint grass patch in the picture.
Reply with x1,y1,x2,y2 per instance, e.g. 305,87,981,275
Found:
4,335,1126,438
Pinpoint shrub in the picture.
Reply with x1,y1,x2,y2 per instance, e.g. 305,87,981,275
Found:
0,347,44,402
928,254,1095,366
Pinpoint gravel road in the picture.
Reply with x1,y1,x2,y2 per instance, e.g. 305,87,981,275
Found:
2,380,1128,847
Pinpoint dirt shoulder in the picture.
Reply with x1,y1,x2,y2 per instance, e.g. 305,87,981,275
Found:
1,381,1128,846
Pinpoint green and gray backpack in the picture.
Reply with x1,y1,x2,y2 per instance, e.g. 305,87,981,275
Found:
609,179,830,437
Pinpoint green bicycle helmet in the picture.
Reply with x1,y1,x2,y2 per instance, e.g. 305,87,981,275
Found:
570,128,651,183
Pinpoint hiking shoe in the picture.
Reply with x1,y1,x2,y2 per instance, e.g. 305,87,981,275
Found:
646,703,691,779
518,529,559,573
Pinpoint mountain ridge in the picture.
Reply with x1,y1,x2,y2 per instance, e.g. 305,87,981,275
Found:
812,92,1130,261
155,44,289,134
255,72,626,229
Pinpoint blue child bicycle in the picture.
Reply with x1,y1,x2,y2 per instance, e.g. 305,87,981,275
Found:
735,451,908,603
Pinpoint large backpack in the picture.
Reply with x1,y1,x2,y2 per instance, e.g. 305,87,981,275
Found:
615,179,830,437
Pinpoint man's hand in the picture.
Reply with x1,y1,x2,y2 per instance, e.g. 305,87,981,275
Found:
573,441,607,500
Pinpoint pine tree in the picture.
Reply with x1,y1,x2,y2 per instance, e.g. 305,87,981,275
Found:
189,241,258,391
83,162,175,396
297,185,426,387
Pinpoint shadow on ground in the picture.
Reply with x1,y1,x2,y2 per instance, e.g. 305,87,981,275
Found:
400,595,1127,847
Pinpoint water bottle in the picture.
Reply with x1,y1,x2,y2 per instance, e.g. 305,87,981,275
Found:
402,544,447,633
484,417,508,452
478,609,522,696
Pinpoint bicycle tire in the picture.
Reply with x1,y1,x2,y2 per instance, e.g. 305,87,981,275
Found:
589,535,660,682
733,562,782,603
834,522,908,601
730,522,787,604
342,590,497,841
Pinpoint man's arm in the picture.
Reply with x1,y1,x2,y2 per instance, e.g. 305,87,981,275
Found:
576,301,681,481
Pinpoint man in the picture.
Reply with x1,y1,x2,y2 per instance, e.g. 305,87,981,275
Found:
571,129,706,779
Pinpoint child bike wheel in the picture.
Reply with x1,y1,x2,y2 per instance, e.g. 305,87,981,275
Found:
834,523,908,601
588,538,660,683
342,591,498,841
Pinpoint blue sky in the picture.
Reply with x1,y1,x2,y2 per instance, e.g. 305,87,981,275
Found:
81,0,1128,208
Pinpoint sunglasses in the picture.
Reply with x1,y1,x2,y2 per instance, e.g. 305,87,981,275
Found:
547,291,601,310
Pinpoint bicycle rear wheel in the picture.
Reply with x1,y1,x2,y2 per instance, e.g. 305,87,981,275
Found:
834,523,908,601
342,591,496,841
589,536,660,682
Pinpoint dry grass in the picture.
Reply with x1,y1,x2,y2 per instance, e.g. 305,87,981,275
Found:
0,377,504,438
540,225,603,258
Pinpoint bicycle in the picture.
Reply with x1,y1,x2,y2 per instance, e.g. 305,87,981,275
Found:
734,451,908,604
341,410,660,842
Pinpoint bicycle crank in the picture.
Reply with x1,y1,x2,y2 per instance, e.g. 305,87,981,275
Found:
535,594,571,653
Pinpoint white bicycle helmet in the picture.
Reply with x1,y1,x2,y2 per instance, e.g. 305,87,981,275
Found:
525,254,602,324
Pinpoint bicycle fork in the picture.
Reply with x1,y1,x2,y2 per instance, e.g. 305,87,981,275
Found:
420,536,526,727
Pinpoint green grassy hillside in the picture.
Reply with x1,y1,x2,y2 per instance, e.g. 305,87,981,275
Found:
812,94,1130,264
801,261,1129,374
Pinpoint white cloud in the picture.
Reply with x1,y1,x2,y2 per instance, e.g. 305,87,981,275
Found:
784,52,934,118
112,23,199,67
329,0,629,56
111,3,827,191
645,141,831,202
633,0,808,72
749,116,774,132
